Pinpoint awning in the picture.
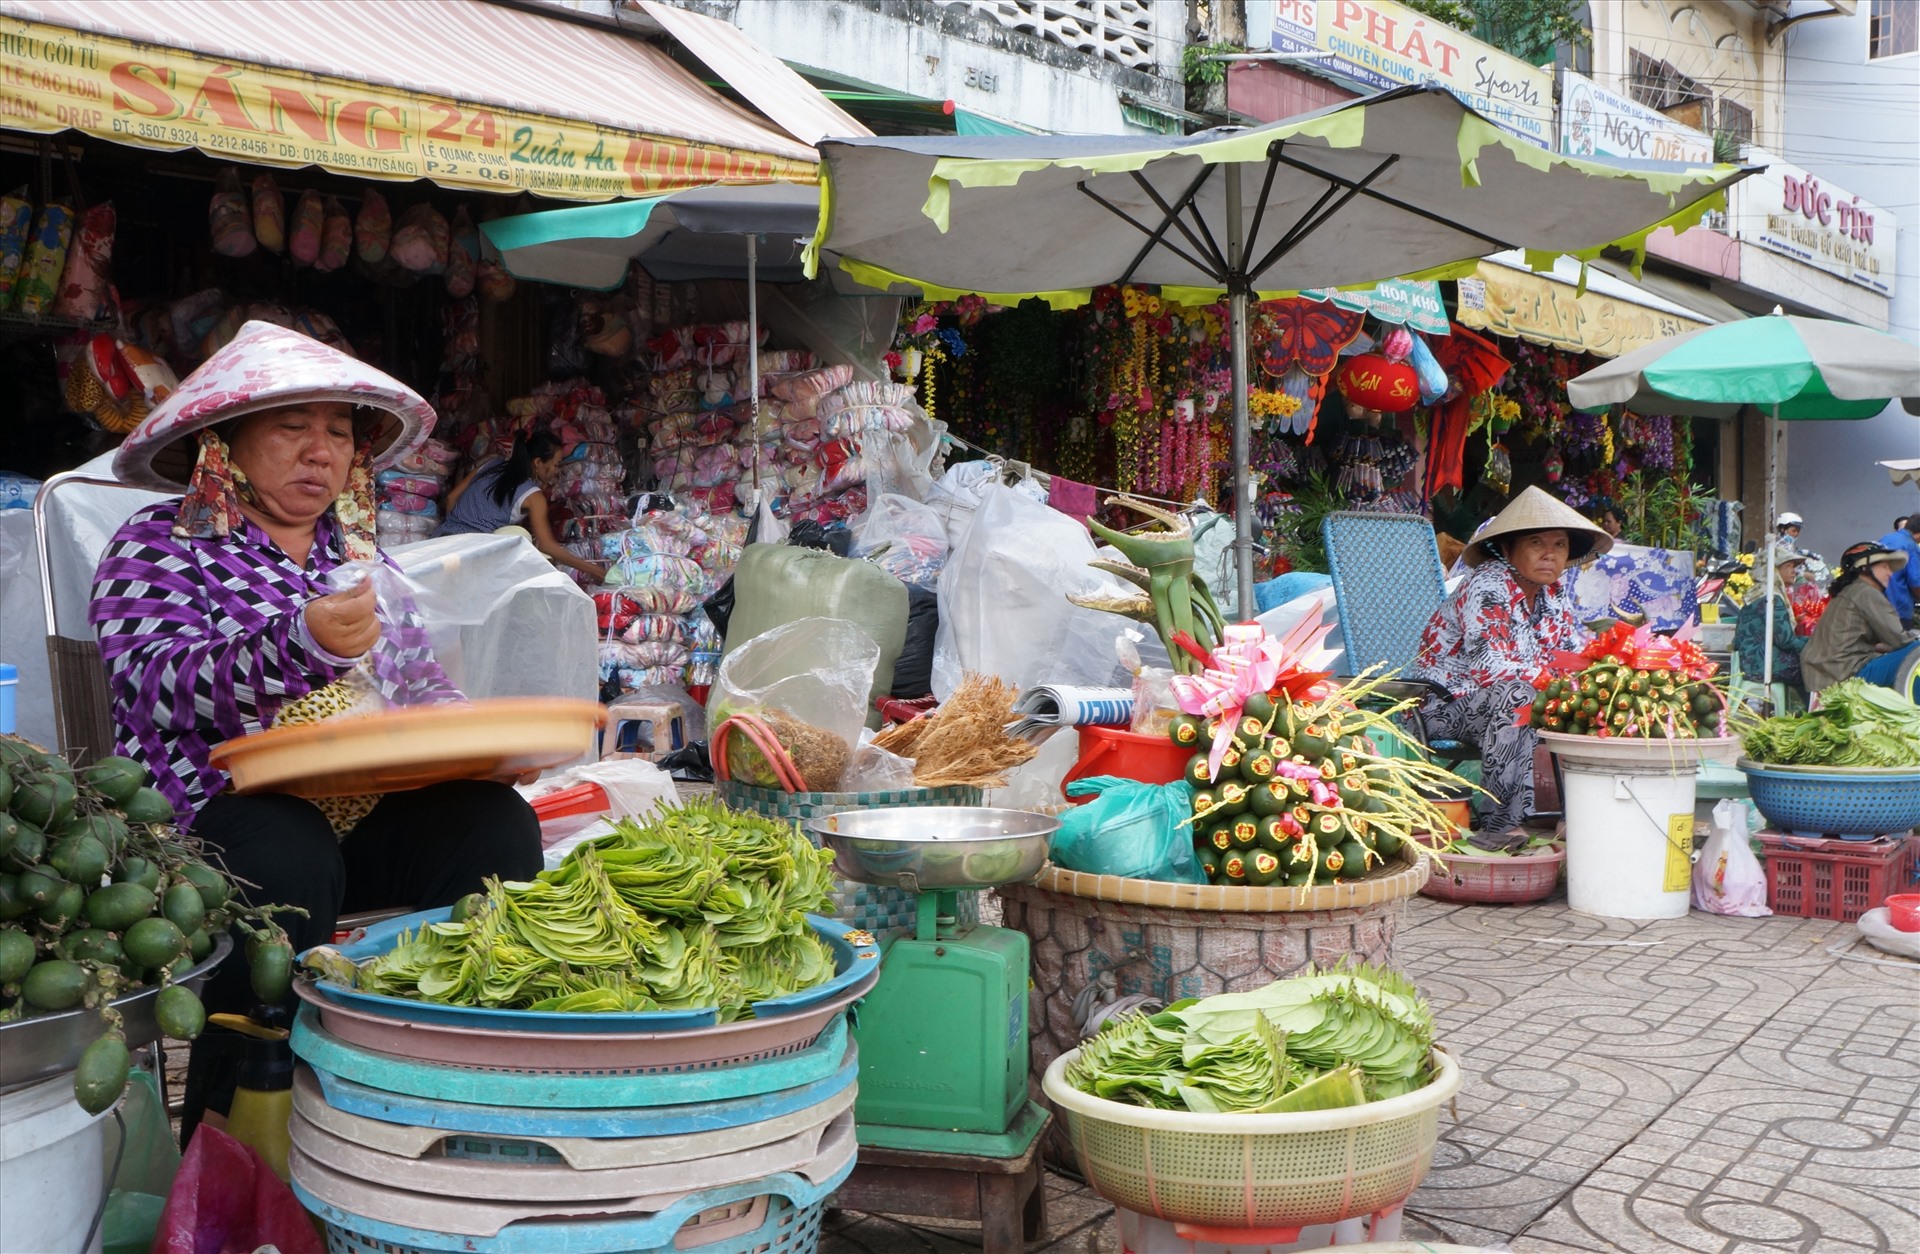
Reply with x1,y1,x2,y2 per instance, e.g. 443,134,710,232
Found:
1589,258,1753,326
631,0,868,146
1456,252,1715,358
0,0,818,200
1301,279,1449,336
482,183,820,289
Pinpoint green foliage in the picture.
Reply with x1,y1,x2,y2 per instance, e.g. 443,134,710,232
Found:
1738,680,1920,767
1399,0,1590,66
1265,470,1344,574
1182,41,1238,86
1615,471,1716,553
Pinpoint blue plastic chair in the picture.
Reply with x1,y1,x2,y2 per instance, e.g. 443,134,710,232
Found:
1319,511,1475,764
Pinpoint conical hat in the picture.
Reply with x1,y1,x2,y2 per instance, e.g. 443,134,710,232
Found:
1462,485,1615,568
113,321,434,491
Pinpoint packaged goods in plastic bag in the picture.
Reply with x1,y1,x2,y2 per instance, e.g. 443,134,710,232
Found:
355,185,391,262
289,188,325,265
933,483,1135,700
1693,799,1772,917
208,169,255,258
316,195,352,272
843,728,918,792
854,493,948,587
608,552,710,614
725,543,909,713
50,201,114,319
13,200,72,315
251,173,286,253
0,187,32,304
1051,776,1203,883
710,616,879,789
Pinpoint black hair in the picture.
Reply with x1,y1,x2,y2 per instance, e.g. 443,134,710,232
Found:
489,431,564,509
1904,517,1920,537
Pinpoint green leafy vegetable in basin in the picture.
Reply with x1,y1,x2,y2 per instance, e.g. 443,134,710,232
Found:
1738,680,1920,768
1065,962,1436,1114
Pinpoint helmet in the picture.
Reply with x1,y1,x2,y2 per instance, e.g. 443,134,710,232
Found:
1840,541,1904,575
1777,512,1803,528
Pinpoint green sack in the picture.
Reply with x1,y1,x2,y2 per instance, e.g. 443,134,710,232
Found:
100,1067,180,1254
724,544,909,722
1052,776,1204,883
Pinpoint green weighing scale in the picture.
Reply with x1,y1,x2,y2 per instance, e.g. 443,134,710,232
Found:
807,807,1057,1157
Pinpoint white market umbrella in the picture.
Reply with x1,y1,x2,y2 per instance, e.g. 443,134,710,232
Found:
808,83,1750,616
1570,310,1920,691
1879,459,1920,487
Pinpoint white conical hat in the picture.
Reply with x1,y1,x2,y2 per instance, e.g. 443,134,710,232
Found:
1462,486,1615,568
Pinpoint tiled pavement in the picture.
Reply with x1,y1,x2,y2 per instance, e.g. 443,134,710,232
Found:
823,894,1920,1253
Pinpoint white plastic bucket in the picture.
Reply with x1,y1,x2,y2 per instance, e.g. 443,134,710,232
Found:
0,1072,109,1254
1541,734,1737,921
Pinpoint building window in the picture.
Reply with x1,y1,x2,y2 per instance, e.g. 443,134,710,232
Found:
1628,49,1710,129
1870,0,1918,58
1717,99,1754,151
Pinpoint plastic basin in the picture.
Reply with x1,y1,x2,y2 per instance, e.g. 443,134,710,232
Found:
1887,894,1920,932
1738,760,1920,837
1040,1047,1461,1234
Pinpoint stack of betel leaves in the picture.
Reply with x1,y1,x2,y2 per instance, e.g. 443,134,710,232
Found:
1168,683,1469,889
1738,678,1920,767
316,798,839,1020
1522,622,1726,740
1065,963,1436,1113
0,736,293,1114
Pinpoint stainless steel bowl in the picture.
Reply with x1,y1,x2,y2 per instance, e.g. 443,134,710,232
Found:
0,934,233,1091
806,807,1058,892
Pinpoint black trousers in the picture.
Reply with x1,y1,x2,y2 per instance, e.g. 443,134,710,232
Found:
181,780,541,1138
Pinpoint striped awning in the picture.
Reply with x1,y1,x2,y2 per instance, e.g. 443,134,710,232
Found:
0,0,820,200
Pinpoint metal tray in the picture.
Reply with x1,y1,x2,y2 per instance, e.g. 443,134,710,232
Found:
0,934,232,1091
805,806,1058,891
302,911,879,1033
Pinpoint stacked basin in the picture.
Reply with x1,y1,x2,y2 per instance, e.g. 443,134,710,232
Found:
288,909,879,1254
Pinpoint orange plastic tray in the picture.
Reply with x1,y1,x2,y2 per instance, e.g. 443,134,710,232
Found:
210,698,604,798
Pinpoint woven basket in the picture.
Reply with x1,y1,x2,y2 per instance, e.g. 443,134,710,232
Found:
714,780,984,933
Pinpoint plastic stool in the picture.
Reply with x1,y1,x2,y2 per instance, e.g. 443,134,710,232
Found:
604,697,689,762
833,1109,1051,1254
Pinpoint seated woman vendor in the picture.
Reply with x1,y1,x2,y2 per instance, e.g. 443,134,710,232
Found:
90,322,541,1134
1734,547,1810,697
1411,488,1612,850
1802,542,1920,699
435,429,606,582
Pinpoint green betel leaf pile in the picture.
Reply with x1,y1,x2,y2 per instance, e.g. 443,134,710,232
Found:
1065,963,1437,1114
341,798,839,1020
1738,679,1920,768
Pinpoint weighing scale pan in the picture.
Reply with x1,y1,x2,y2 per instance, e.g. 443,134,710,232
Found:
209,697,604,798
806,806,1058,892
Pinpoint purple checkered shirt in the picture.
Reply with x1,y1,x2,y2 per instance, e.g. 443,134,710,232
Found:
89,500,461,825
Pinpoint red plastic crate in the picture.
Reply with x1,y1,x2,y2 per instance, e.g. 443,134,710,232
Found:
1757,832,1917,922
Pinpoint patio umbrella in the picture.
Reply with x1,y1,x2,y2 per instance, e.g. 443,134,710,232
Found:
808,83,1750,616
483,183,823,506
1879,459,1920,487
1569,310,1920,689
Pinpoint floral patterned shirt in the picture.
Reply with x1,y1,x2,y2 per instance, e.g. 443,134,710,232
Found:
1411,558,1588,699
89,501,461,824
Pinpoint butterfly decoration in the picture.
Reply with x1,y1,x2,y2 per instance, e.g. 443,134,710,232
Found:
1254,299,1365,443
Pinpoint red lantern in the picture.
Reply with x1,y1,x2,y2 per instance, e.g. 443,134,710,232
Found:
1336,354,1420,413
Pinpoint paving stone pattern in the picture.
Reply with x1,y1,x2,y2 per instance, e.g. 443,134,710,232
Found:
824,894,1920,1253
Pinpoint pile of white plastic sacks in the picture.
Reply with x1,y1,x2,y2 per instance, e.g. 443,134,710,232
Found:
592,504,748,695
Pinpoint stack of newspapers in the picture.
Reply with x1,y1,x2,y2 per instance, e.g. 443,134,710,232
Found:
1005,685,1134,741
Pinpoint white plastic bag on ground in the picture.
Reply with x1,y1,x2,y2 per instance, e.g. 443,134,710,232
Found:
1692,799,1772,917
932,484,1133,701
523,758,680,867
1855,908,1920,960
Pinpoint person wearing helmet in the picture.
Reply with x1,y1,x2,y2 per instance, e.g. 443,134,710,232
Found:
1776,512,1804,543
1734,547,1810,696
1802,542,1920,695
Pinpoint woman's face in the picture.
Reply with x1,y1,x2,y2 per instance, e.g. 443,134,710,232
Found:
532,452,563,488
1780,560,1806,585
1599,510,1623,538
226,402,356,527
1870,558,1902,588
1508,529,1571,587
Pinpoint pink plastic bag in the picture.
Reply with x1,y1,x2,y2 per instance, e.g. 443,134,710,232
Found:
152,1126,323,1254
1692,800,1771,917
288,189,325,266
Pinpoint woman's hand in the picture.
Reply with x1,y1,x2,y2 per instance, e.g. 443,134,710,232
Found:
306,579,381,659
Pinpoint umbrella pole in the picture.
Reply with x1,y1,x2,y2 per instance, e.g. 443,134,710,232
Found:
748,233,762,509
1225,164,1255,621
1763,402,1777,698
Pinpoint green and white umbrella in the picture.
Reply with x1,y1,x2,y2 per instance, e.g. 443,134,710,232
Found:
809,83,1749,616
1569,310,1920,689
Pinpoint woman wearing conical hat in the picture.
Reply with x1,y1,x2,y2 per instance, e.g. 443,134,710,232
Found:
1410,487,1613,849
89,322,543,1141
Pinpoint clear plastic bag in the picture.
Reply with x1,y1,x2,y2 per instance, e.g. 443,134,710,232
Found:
1050,776,1203,883
1692,799,1772,917
854,493,948,588
709,617,879,784
842,728,917,792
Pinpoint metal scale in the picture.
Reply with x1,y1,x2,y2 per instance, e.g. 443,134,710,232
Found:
808,807,1057,1156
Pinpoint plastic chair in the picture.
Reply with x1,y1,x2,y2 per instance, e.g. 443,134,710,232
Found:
1318,511,1472,763
1727,652,1797,717
33,472,147,762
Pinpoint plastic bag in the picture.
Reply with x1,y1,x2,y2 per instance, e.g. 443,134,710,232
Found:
100,1068,180,1254
1692,799,1772,917
152,1126,323,1254
843,728,917,792
709,616,879,781
854,493,948,588
1051,776,1203,883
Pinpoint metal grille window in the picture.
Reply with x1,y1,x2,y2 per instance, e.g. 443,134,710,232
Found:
1870,0,1918,58
1628,49,1709,119
1717,99,1754,150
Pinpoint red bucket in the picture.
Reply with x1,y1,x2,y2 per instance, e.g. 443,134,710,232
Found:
1062,725,1191,800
